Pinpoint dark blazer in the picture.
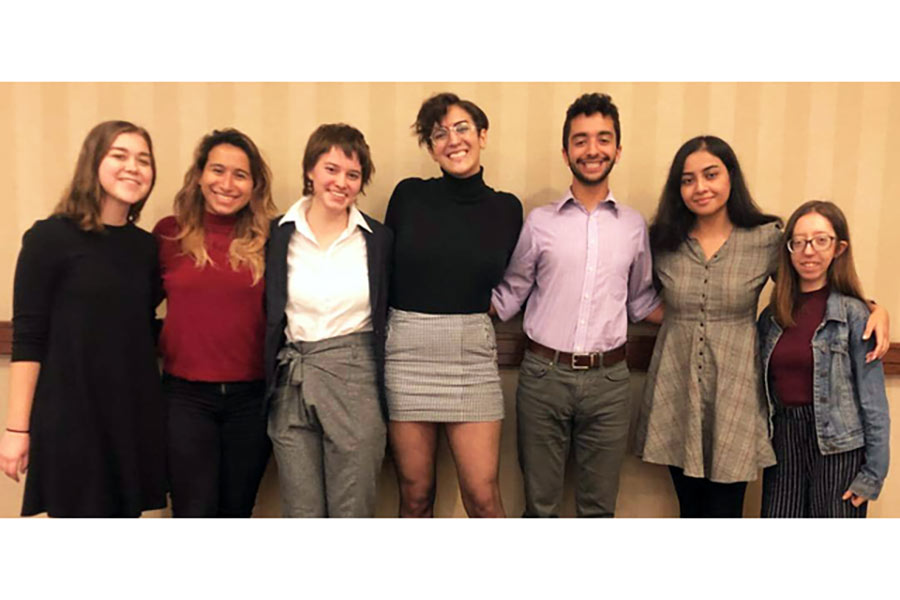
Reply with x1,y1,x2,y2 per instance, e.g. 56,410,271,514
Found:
264,210,393,419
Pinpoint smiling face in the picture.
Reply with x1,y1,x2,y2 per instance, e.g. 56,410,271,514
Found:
789,211,847,292
562,113,620,186
427,104,486,178
680,149,731,219
200,143,253,216
307,146,363,214
97,132,153,209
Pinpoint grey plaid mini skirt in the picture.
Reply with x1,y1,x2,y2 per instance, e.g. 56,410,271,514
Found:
384,308,504,422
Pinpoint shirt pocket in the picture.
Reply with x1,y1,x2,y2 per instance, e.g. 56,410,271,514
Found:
480,317,498,354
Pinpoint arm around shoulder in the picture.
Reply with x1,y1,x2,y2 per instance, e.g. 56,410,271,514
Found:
862,299,890,362
846,298,890,500
626,213,662,323
491,213,537,321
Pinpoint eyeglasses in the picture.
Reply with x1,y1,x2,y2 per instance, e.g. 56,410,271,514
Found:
430,121,474,145
786,234,837,253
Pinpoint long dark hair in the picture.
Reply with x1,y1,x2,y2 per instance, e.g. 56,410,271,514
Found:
649,135,780,254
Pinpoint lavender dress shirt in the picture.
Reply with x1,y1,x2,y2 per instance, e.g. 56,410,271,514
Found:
492,189,660,354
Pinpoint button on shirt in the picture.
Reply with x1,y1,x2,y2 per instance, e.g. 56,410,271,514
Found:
280,196,372,342
492,189,660,353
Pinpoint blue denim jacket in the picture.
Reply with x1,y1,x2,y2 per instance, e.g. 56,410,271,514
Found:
757,291,890,500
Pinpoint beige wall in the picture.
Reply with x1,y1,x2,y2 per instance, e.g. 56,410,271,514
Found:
1,82,898,517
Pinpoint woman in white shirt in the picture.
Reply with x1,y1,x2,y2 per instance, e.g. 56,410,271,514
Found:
264,123,392,517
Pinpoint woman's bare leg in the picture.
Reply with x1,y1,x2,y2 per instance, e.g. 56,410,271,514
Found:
445,421,505,518
388,421,439,517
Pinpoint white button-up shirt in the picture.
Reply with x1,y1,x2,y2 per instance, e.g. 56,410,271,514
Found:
280,196,372,342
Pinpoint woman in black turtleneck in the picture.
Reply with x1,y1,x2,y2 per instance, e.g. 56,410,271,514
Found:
384,92,522,517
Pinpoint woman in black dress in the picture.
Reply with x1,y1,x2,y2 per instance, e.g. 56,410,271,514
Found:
0,120,167,517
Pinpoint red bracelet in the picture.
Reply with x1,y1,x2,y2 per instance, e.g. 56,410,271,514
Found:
5,428,29,434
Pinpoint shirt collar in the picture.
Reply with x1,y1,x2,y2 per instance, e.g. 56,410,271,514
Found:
349,203,372,233
279,196,373,235
823,288,848,325
555,187,618,214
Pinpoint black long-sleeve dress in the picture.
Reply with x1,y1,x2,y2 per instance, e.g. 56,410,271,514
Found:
12,216,166,517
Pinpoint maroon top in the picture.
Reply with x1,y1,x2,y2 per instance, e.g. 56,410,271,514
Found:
154,213,265,382
769,285,829,407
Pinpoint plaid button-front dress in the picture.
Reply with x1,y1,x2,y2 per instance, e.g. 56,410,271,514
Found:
635,221,782,483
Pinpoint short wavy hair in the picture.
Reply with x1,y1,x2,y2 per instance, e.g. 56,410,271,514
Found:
302,123,375,196
562,93,621,151
413,92,489,150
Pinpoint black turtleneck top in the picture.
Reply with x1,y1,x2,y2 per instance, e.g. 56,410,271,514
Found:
384,168,522,314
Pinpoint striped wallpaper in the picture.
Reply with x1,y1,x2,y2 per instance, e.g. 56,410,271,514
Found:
2,82,899,319
1,82,898,517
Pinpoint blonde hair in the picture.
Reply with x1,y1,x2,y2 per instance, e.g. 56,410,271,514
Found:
171,129,275,284
53,120,156,231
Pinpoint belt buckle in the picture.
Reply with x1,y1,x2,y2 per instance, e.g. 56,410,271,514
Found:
571,353,593,370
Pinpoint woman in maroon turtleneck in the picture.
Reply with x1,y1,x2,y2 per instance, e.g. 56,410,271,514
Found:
758,201,890,517
153,129,277,517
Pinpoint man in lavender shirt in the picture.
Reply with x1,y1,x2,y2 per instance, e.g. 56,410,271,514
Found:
492,93,663,517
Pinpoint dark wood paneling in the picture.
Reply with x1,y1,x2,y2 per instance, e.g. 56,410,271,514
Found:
496,315,900,375
884,342,900,377
496,315,661,371
1,318,898,375
0,320,10,356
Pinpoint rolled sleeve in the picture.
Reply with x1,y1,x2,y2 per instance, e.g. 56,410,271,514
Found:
625,222,661,322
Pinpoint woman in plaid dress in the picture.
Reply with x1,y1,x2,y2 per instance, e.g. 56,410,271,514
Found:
634,136,890,517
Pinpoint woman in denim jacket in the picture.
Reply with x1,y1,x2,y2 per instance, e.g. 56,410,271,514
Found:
757,200,890,517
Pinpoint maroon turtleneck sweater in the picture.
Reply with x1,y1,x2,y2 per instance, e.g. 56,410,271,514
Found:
153,213,265,382
769,285,830,407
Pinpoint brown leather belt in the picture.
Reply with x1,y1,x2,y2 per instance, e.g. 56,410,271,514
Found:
527,339,627,370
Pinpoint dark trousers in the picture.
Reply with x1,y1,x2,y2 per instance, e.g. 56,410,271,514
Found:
516,350,631,518
163,374,272,518
761,404,867,518
668,466,748,518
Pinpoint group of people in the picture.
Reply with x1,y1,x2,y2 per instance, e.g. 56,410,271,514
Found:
0,90,891,518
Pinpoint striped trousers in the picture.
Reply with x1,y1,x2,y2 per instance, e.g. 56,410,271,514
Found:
761,404,867,518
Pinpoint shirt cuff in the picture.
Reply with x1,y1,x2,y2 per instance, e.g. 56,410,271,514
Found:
628,294,662,323
491,288,518,322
